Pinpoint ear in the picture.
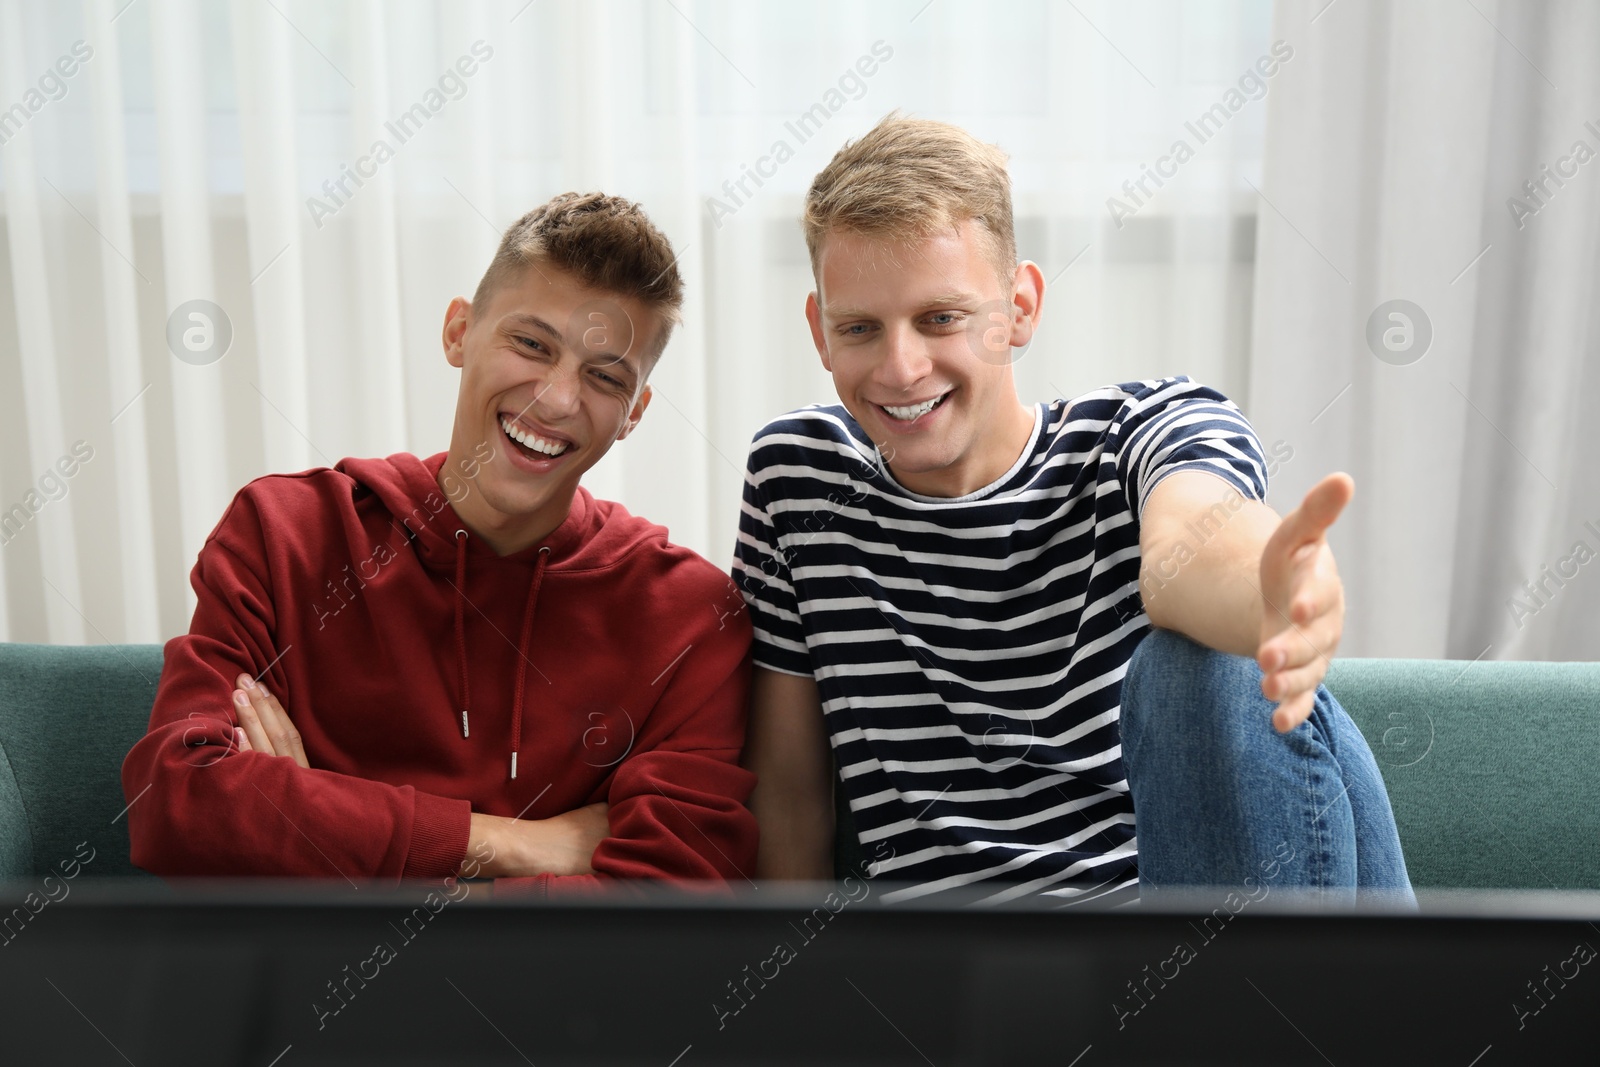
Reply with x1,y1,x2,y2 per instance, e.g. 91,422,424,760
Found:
806,291,832,373
1007,261,1045,348
615,384,653,441
443,296,472,368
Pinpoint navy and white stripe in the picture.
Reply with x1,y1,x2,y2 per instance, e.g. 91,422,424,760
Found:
734,377,1269,904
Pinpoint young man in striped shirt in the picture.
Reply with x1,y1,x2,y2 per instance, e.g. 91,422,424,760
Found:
733,115,1412,905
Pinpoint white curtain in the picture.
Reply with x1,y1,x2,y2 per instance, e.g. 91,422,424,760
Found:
1,0,1275,645
1251,0,1600,661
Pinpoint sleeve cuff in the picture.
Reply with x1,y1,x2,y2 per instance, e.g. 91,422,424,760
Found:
402,790,472,879
1138,463,1258,518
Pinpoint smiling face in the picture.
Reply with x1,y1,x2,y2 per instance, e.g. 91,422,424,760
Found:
807,220,1044,498
441,262,662,553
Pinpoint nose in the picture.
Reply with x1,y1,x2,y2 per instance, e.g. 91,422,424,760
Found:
532,356,582,419
875,323,933,392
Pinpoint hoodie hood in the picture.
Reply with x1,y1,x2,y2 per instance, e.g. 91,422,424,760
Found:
338,451,629,572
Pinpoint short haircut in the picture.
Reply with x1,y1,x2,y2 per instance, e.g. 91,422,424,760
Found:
472,192,684,359
803,112,1016,285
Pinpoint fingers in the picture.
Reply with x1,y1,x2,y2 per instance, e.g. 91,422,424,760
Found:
1287,566,1340,626
1258,549,1342,671
1271,691,1316,733
233,674,310,769
1261,475,1352,588
258,686,310,769
1259,612,1340,673
1260,659,1325,704
234,685,274,756
1256,474,1350,737
1285,472,1354,544
1259,606,1335,732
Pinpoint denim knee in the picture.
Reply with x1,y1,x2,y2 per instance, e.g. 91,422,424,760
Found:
1120,627,1265,775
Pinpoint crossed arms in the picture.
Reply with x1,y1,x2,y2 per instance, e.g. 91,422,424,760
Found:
227,678,610,879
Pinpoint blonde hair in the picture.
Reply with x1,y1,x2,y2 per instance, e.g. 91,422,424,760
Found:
803,112,1016,283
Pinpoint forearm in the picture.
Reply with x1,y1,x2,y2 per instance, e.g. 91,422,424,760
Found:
125,725,470,880
750,786,833,880
461,811,587,879
1140,497,1279,657
463,813,525,878
743,665,835,880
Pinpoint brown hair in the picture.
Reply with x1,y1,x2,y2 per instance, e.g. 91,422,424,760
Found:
472,192,684,356
803,112,1016,283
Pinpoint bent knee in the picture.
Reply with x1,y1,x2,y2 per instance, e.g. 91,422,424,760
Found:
1127,627,1213,685
1121,627,1268,746
1125,628,1249,707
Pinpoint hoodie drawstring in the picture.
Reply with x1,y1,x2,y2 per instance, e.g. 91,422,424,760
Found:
452,530,551,780
509,546,552,779
453,530,471,740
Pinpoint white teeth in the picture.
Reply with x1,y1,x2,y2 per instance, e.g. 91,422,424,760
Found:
883,393,947,421
500,417,569,457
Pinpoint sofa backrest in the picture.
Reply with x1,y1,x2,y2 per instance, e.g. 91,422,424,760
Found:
0,643,162,879
1325,656,1600,890
2,643,1597,889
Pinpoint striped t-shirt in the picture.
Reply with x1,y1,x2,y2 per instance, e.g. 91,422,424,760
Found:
733,377,1270,904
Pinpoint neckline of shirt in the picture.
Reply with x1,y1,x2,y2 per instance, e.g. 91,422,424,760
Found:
870,401,1051,506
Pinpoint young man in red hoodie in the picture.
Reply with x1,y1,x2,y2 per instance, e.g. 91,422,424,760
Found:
122,193,757,893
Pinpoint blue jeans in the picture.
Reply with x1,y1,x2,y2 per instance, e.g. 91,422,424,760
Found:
1120,628,1414,905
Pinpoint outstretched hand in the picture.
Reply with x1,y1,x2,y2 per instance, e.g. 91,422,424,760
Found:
232,674,311,769
1256,473,1352,733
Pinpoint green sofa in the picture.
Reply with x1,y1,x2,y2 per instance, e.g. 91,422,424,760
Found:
2,642,1597,889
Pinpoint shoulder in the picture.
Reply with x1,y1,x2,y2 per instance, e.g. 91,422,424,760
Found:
751,403,856,442
211,463,366,543
1083,376,1255,440
1117,376,1245,415
588,500,750,643
190,462,384,591
588,499,738,594
1042,378,1223,434
748,405,875,468
744,404,887,506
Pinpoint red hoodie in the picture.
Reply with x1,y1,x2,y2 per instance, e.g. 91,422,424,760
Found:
121,452,757,893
